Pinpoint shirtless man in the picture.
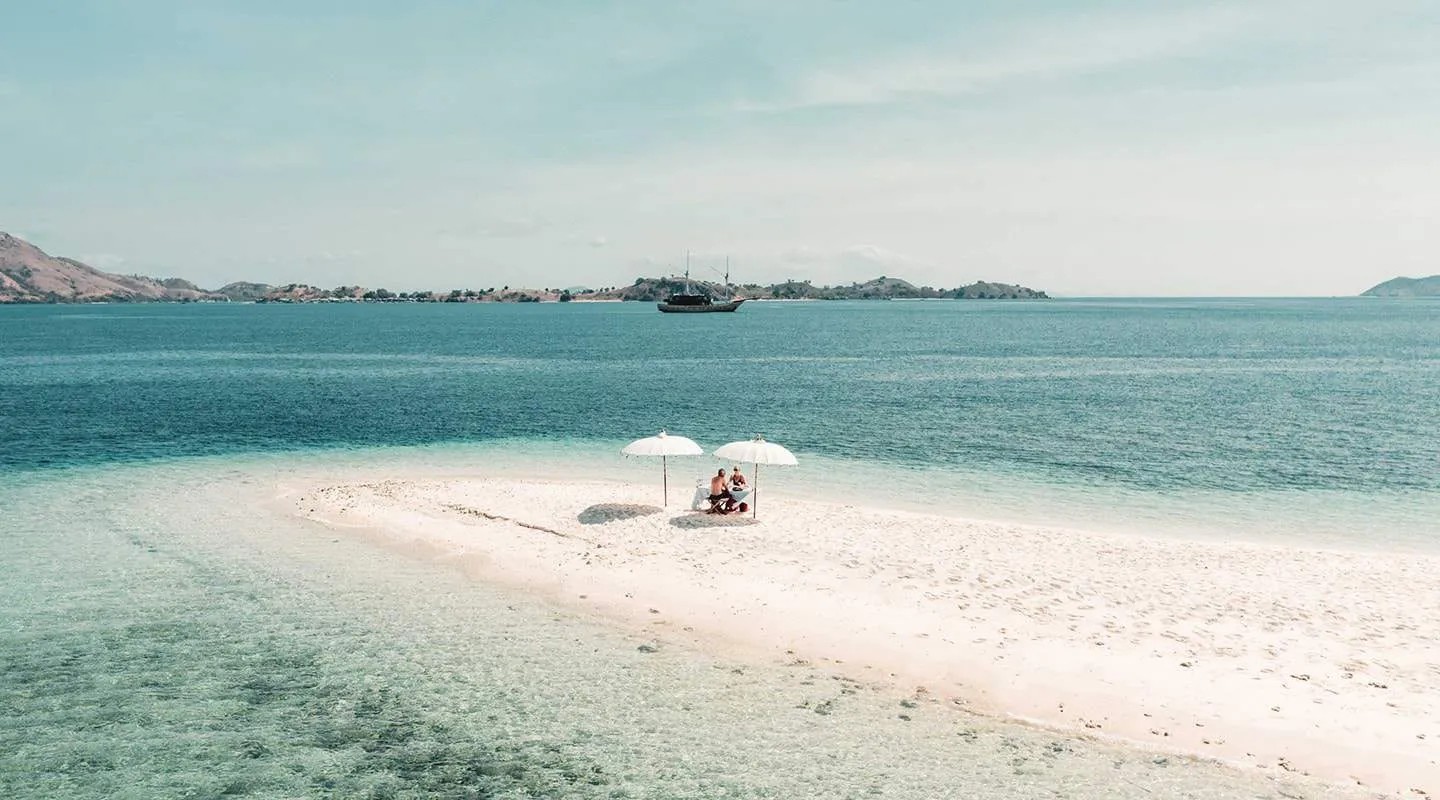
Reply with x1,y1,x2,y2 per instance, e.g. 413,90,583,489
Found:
708,468,732,513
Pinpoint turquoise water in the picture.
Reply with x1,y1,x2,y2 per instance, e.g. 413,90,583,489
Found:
0,456,1365,799
2,299,1437,546
0,299,1433,798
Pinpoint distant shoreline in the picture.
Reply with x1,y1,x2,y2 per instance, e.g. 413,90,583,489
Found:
1,294,1050,306
3,230,1050,303
4,294,1433,306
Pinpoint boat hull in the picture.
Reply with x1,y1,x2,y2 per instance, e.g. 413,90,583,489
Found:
656,299,746,313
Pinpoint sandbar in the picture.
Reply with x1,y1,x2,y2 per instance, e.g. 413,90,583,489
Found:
291,475,1439,797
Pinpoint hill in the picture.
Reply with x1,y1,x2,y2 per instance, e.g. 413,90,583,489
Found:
948,280,1047,299
0,231,1049,303
1361,276,1440,297
0,232,221,303
741,276,1047,300
599,275,1047,302
215,281,275,302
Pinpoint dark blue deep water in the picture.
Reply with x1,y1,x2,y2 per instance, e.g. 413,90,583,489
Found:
2,299,1437,542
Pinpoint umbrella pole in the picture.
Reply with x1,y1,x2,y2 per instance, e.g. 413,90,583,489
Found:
753,462,759,518
662,454,668,507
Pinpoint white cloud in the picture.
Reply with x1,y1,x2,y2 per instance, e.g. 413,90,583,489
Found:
773,245,941,286
78,253,126,270
304,249,364,265
480,216,547,238
778,245,824,264
747,5,1264,111
465,115,1440,295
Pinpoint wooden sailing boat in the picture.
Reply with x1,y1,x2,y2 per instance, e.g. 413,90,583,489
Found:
657,255,746,313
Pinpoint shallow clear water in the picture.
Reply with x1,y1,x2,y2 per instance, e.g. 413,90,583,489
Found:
0,457,1362,799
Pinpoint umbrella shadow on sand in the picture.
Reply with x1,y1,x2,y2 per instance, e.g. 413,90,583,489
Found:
578,504,663,525
669,514,759,530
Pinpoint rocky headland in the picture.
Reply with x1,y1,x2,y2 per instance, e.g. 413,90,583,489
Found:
0,232,218,303
1361,275,1440,297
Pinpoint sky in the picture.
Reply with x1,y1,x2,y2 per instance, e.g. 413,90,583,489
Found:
2,1,1438,296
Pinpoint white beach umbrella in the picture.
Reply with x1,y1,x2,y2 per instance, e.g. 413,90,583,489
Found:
622,430,704,506
713,435,798,518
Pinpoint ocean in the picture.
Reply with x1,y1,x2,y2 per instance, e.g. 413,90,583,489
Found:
3,299,1437,546
1,298,1434,798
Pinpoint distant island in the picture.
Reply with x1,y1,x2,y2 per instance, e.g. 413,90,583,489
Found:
1360,275,1440,298
0,231,1047,304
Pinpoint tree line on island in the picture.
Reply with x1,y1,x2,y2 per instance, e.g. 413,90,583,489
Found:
0,231,1050,303
239,275,1048,303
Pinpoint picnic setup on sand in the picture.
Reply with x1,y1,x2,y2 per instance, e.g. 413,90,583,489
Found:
621,431,798,518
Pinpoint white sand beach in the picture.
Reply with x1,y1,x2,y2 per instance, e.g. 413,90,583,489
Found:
292,475,1439,797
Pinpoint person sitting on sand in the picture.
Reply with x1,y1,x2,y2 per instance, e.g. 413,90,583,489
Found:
708,468,733,513
729,466,747,491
